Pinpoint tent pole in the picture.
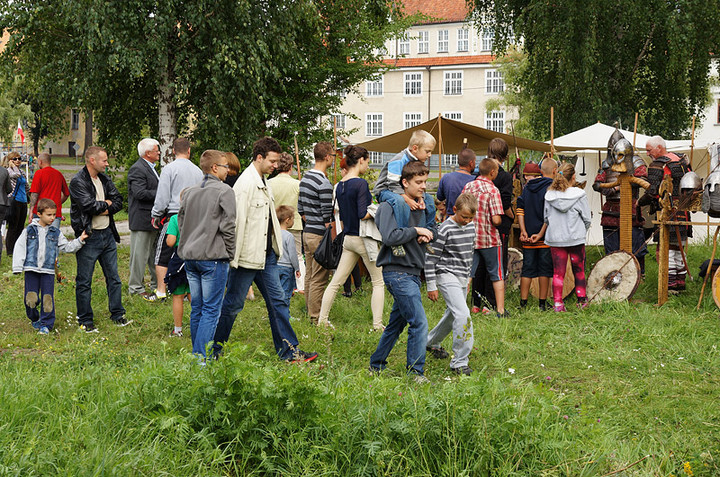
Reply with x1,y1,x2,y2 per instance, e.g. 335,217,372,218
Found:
438,114,443,179
294,132,302,180
550,107,555,158
632,112,638,149
690,115,696,167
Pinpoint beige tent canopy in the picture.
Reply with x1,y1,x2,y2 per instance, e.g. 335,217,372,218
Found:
356,116,581,155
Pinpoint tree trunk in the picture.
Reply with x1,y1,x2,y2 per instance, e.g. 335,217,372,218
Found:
157,58,177,164
83,109,93,155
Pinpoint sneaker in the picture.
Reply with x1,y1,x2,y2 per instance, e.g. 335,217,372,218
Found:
368,365,382,376
412,374,430,384
288,350,318,363
539,301,548,312
143,290,167,302
81,324,99,333
481,306,494,315
37,326,50,335
496,310,510,318
341,291,353,298
427,346,450,359
31,321,42,330
471,306,481,314
114,316,134,327
170,329,183,337
553,303,567,312
576,298,588,310
451,365,473,376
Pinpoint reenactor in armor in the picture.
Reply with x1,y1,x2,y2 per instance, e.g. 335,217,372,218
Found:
593,132,649,275
641,135,692,291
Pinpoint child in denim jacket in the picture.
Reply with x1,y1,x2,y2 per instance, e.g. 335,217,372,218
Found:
13,198,87,334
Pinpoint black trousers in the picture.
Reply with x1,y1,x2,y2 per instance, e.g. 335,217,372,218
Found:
5,200,27,256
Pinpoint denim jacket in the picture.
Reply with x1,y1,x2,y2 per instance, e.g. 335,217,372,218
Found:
12,218,85,274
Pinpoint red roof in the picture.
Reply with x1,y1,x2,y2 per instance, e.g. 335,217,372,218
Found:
382,54,493,67
400,0,470,24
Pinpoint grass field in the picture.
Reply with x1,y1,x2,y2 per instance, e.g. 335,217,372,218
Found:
0,239,718,475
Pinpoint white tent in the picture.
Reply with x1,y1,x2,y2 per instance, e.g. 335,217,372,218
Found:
550,123,709,245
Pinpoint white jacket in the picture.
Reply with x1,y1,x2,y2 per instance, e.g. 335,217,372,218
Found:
231,164,282,270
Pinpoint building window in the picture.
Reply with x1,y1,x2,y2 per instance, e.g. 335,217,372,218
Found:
71,109,80,130
332,114,346,130
486,111,505,133
486,69,504,94
444,71,463,96
399,35,410,56
418,31,429,54
443,154,459,166
366,113,383,136
457,28,469,52
404,72,423,96
438,30,449,53
369,151,383,165
482,30,494,51
443,111,463,121
404,112,423,129
366,76,383,97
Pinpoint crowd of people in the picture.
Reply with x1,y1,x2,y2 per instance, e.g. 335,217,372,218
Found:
3,129,686,379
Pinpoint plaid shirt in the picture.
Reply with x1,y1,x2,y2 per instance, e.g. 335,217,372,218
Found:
462,176,504,249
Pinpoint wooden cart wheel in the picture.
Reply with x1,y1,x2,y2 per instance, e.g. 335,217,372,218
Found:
506,247,523,290
711,266,720,309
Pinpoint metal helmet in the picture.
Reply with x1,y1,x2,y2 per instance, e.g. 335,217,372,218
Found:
679,171,702,191
605,128,625,169
705,171,720,193
611,138,634,173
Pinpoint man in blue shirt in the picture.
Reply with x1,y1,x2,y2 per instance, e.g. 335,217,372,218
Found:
436,148,476,217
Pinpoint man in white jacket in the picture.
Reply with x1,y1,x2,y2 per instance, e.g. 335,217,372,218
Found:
212,137,318,363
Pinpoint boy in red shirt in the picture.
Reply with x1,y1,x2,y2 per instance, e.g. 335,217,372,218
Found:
27,153,69,227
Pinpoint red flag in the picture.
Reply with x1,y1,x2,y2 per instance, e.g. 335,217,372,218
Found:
17,121,24,144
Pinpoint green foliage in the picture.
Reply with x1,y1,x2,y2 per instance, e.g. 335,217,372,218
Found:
1,1,413,165
471,0,720,140
1,240,720,474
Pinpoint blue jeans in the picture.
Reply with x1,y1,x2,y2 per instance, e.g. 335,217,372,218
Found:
75,228,125,326
370,271,428,375
185,260,230,357
277,265,295,306
25,271,56,330
213,251,300,360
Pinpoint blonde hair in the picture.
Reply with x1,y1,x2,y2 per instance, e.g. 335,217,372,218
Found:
408,130,436,149
454,192,478,215
550,162,575,192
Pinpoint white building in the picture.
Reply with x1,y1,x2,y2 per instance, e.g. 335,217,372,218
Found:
336,0,514,166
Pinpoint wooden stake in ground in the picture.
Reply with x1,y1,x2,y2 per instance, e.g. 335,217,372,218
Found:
294,133,302,180
333,116,338,183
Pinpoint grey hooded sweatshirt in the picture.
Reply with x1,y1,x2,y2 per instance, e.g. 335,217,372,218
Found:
543,187,591,248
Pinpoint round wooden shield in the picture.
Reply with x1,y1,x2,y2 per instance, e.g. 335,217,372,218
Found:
586,251,641,303
506,247,523,290
530,256,575,299
711,266,720,309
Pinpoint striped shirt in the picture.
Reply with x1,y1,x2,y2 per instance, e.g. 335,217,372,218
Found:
424,217,476,292
298,169,333,236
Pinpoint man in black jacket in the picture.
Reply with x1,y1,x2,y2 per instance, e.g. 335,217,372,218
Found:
127,138,160,298
70,146,129,332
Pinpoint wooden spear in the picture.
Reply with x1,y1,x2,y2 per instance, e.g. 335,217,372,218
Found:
294,132,302,180
438,114,443,179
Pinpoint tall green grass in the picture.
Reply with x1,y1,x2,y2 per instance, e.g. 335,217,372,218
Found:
0,242,719,475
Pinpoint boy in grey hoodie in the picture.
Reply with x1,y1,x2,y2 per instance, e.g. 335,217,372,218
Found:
542,162,592,312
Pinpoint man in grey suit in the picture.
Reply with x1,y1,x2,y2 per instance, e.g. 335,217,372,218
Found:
127,138,161,298
0,161,11,263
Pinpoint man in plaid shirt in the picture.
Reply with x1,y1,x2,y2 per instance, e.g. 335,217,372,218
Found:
462,158,507,317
